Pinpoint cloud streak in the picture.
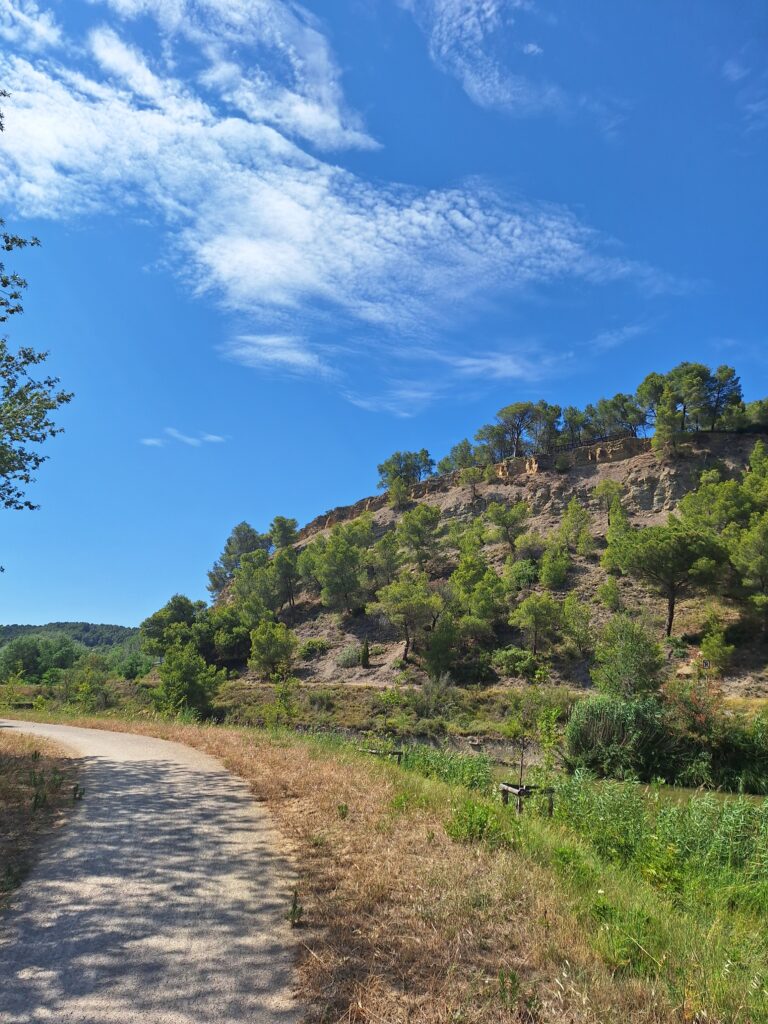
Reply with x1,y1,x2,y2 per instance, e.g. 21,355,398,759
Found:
221,334,333,377
140,428,227,447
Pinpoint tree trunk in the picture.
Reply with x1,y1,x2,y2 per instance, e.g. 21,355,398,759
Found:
403,626,411,662
666,591,676,637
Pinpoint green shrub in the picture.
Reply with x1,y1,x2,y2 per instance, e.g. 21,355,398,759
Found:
592,616,664,697
152,642,224,717
298,637,329,661
514,530,546,561
400,745,494,792
597,577,623,612
249,621,297,678
336,644,363,668
540,543,570,589
445,798,516,848
699,620,735,676
556,773,648,864
505,558,539,593
564,694,672,780
491,645,538,681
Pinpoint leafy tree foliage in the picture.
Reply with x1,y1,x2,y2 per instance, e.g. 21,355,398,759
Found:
593,480,624,522
395,503,441,569
0,621,136,648
207,521,271,597
366,531,402,589
368,570,442,660
436,361,751,474
152,643,224,716
607,519,723,635
140,594,206,656
298,519,374,613
561,594,593,658
387,476,410,510
231,550,276,626
0,632,82,682
248,620,297,678
539,542,570,590
559,497,592,552
509,593,561,655
0,95,71,517
450,549,505,625
459,466,484,501
484,500,528,553
731,511,768,628
592,616,665,697
377,449,434,489
269,515,298,550
437,438,483,474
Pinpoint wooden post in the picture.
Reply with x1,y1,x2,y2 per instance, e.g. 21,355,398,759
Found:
500,786,510,806
547,792,554,818
516,793,524,816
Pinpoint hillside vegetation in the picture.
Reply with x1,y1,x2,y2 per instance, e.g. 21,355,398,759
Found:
0,622,137,648
5,361,768,794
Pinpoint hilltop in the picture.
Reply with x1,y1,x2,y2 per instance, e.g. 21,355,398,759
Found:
0,622,138,648
217,430,767,707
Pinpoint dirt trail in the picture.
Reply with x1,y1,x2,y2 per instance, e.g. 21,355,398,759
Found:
0,720,299,1024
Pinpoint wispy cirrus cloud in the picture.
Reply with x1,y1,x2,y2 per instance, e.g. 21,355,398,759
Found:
141,427,226,447
720,42,768,132
0,0,666,415
221,334,333,377
400,0,565,115
399,0,626,135
588,323,648,353
88,0,378,150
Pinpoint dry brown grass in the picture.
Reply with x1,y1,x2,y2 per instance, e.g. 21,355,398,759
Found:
0,730,79,903
18,715,678,1023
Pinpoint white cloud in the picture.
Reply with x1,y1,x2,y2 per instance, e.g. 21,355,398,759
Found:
522,42,542,56
87,0,378,150
722,59,749,84
345,381,441,418
221,334,332,376
0,6,666,413
439,349,550,380
401,0,564,114
588,323,647,352
0,48,652,331
719,46,768,133
165,427,202,446
141,428,226,446
0,0,61,52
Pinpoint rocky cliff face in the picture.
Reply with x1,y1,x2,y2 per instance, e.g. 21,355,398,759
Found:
297,432,761,543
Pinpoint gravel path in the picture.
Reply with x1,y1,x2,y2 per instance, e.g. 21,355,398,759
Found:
0,720,299,1024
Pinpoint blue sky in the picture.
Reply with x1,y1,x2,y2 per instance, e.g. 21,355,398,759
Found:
0,0,766,626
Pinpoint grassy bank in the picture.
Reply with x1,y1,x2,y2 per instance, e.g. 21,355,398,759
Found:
0,729,80,903
5,710,766,1022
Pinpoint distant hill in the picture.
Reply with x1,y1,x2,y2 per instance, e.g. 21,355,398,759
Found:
0,622,138,648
